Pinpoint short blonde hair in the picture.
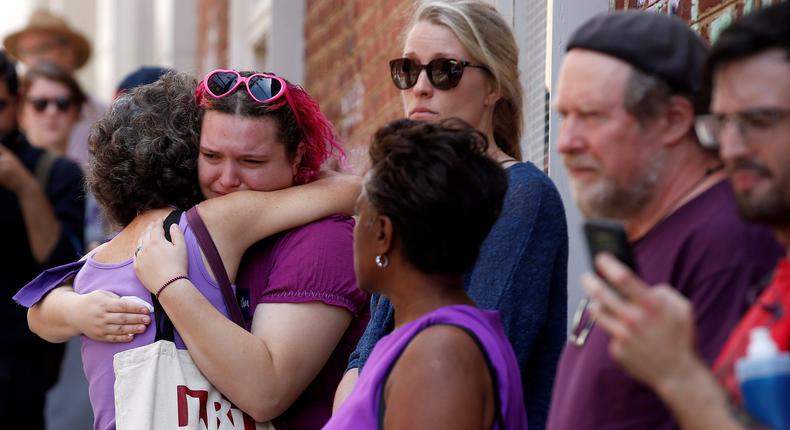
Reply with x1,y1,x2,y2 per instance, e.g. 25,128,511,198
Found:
410,0,524,160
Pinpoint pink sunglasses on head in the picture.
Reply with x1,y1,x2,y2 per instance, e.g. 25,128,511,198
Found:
200,69,287,103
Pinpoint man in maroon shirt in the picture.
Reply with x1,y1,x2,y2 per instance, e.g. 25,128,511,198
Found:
548,10,783,430
582,3,790,429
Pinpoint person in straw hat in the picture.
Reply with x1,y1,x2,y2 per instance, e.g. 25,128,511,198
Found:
4,9,105,166
3,9,91,73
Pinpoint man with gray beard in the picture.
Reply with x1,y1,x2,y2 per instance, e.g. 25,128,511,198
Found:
546,10,783,430
578,3,790,429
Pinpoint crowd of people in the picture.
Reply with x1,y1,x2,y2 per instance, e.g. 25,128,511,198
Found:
2,0,789,429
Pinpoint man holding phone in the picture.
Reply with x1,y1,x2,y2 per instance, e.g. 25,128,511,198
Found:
547,10,783,430
584,3,790,429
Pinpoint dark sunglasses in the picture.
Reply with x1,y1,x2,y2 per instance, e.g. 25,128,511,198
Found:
28,96,76,113
201,69,286,104
389,57,488,91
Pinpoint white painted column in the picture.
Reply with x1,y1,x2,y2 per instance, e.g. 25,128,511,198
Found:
95,0,155,100
228,0,257,71
153,0,199,76
268,0,305,85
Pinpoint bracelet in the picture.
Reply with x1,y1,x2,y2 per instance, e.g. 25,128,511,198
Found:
155,275,189,300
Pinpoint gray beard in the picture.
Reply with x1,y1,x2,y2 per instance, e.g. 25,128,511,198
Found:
573,153,664,220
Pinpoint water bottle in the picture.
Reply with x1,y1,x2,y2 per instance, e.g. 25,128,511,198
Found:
735,327,790,430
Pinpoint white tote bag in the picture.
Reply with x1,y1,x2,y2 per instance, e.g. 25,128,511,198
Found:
113,339,274,430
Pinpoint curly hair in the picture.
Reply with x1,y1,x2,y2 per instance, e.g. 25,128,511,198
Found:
366,118,508,276
195,70,344,184
87,72,203,227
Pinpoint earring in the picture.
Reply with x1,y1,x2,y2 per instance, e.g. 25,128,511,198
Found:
375,254,389,268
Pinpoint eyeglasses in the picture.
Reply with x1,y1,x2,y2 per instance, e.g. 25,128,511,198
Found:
27,96,76,113
389,58,488,91
568,297,597,347
695,108,790,149
200,69,286,104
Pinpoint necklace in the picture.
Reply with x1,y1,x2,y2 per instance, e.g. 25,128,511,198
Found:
671,163,724,212
630,163,725,241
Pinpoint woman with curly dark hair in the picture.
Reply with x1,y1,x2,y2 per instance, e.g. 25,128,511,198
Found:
326,119,527,429
15,71,359,430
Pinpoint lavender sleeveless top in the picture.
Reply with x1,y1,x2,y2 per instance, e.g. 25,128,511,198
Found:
325,304,528,429
16,213,232,430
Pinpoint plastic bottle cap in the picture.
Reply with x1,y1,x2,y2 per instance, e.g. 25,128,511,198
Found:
746,326,779,359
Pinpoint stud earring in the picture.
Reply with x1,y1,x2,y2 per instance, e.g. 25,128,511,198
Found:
375,254,389,268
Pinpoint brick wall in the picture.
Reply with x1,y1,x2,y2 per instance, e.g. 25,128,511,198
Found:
304,0,414,173
197,0,229,73
613,0,781,41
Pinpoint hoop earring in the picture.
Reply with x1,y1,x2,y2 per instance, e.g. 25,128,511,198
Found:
375,254,389,268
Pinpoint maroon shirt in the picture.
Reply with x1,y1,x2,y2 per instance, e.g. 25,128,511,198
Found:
236,215,369,430
547,180,783,430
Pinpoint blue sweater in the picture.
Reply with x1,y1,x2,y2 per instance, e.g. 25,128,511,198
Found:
347,161,568,430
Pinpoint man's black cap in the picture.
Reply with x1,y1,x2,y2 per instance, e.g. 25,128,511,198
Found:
567,10,706,106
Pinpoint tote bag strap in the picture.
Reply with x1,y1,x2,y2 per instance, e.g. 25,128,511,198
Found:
185,207,246,328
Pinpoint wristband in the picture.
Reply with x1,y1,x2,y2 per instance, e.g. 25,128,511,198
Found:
155,275,189,299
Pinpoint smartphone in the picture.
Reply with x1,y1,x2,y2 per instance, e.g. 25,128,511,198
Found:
583,218,638,275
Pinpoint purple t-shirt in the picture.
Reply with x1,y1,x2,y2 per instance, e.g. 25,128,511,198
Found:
547,180,784,430
16,214,232,430
325,304,527,429
235,215,368,430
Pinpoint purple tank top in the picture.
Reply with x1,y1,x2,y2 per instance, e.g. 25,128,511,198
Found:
75,214,232,430
324,304,528,429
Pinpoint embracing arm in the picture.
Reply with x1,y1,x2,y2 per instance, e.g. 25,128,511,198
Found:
160,288,350,421
197,172,361,280
28,285,84,342
135,222,354,421
27,245,151,344
28,281,151,343
28,285,151,343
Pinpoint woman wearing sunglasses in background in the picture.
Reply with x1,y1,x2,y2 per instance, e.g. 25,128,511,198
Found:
17,71,363,429
336,1,568,428
19,61,85,158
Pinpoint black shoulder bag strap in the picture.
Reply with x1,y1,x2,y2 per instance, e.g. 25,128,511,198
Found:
377,323,506,429
152,210,183,342
185,207,247,329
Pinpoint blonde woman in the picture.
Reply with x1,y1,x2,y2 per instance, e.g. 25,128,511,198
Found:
337,1,568,428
